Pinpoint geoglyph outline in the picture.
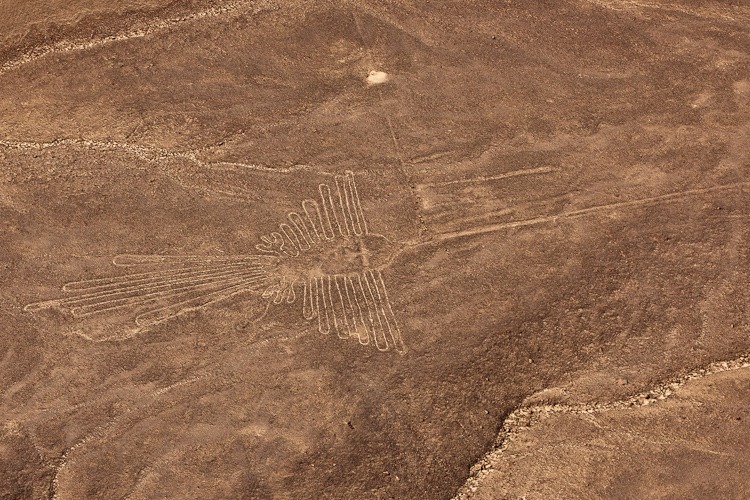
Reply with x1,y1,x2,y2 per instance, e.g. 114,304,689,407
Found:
25,170,407,354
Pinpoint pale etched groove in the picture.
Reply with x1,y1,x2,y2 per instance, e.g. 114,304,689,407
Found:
0,0,274,78
353,272,378,346
347,170,369,235
0,139,304,174
324,275,338,335
331,275,350,340
25,251,271,337
279,224,301,257
431,181,750,243
33,268,264,311
319,183,343,238
362,270,390,351
135,276,265,327
419,166,560,188
64,263,258,293
453,351,750,499
347,274,370,345
315,276,331,335
254,171,371,255
302,278,316,321
302,200,324,241
340,275,359,340
288,212,313,250
62,262,254,291
113,254,265,266
24,266,253,311
368,269,406,354
335,175,353,237
71,272,266,317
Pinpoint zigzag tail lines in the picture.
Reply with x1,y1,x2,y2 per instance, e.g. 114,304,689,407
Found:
341,275,361,341
334,175,353,237
71,272,267,318
288,212,313,251
316,276,331,334
346,171,368,235
271,231,292,257
302,199,324,242
61,261,260,291
336,274,358,339
299,272,404,353
40,268,266,311
279,224,301,257
319,183,343,238
135,277,266,327
352,273,382,347
342,173,361,235
326,275,343,338
302,278,316,321
361,270,390,351
346,273,370,346
367,270,406,354
328,275,348,339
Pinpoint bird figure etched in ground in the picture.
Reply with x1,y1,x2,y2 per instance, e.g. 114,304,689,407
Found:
25,171,407,353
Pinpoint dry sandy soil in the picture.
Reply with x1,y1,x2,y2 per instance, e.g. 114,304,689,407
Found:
1,0,749,498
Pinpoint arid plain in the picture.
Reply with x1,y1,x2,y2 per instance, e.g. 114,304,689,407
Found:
1,0,749,498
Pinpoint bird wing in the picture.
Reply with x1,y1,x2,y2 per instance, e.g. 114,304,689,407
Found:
300,269,406,354
255,170,369,256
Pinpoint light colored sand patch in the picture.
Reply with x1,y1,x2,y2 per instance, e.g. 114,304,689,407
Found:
733,79,750,95
366,70,389,85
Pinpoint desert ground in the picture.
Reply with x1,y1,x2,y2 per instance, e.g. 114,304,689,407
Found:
1,0,749,498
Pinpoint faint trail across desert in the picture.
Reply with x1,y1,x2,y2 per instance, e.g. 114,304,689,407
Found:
427,181,750,243
0,0,277,78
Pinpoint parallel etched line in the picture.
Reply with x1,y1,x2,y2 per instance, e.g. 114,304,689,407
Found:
319,184,341,239
347,274,370,345
73,272,266,318
316,276,331,335
112,254,266,266
67,266,260,297
60,261,255,291
302,278,316,321
39,268,265,312
346,170,368,235
432,182,750,243
419,166,559,188
135,276,266,327
362,270,390,351
371,269,406,354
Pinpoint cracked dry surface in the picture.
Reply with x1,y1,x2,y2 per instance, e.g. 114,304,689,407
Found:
1,0,750,498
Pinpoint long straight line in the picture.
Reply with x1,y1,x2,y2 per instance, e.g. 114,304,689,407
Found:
431,181,749,242
419,166,560,188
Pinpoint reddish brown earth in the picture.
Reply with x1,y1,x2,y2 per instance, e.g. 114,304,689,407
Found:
1,0,749,498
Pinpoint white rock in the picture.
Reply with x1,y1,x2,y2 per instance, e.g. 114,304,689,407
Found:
366,70,389,85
